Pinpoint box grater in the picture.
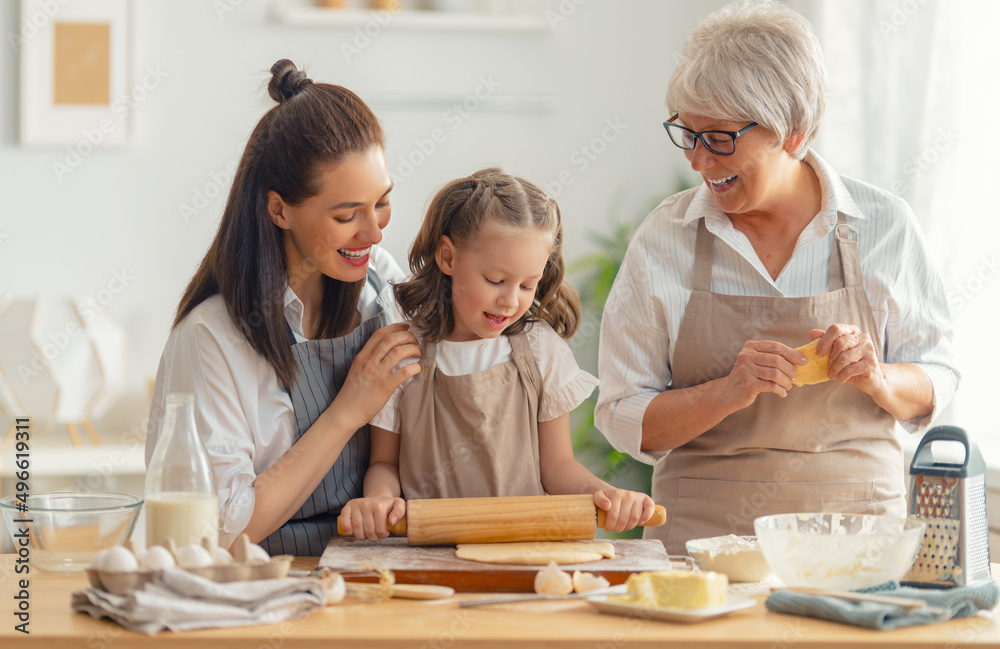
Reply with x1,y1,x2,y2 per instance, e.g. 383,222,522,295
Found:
902,425,992,588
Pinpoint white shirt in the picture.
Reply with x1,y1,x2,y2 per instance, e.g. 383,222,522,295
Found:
145,246,406,549
596,150,959,465
371,321,599,432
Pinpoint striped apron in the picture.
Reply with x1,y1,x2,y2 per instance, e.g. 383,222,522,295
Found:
260,269,392,556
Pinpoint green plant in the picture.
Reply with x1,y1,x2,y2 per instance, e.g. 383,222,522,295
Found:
567,181,693,538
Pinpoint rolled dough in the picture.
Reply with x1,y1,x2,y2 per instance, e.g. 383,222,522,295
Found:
455,541,616,565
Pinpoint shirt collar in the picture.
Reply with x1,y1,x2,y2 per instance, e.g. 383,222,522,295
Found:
283,285,306,341
681,149,865,231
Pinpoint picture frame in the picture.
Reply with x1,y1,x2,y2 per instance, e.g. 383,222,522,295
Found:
18,0,131,146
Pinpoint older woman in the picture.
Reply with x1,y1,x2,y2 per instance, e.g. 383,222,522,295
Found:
596,0,958,554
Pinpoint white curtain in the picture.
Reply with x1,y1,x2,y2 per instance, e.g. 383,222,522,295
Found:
799,0,1000,440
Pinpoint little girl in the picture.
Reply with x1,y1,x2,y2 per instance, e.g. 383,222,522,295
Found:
339,168,656,540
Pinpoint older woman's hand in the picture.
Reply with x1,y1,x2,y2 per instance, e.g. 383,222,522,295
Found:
725,340,805,408
810,325,887,397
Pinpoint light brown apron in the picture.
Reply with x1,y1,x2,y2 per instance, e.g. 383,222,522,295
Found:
397,332,547,500
651,214,906,554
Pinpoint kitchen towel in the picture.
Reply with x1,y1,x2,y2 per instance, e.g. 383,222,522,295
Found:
765,580,999,630
72,566,327,634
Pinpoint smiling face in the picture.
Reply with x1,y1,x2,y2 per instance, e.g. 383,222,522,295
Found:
436,222,553,342
678,111,794,218
269,146,393,286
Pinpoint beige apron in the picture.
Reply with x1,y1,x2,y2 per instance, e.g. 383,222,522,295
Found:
397,332,547,500
651,214,906,554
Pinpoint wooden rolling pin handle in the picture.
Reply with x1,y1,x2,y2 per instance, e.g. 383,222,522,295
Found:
596,504,667,529
336,516,408,537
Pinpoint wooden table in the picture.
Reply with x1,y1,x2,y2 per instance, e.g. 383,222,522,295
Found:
1,556,997,648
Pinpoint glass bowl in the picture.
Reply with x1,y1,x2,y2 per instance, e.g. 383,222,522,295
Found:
753,513,925,590
1,492,143,574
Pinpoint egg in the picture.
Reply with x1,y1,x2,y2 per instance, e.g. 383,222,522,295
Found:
176,543,214,568
102,546,139,572
245,543,271,564
211,546,233,564
533,561,573,596
572,570,610,593
140,545,176,570
90,548,111,570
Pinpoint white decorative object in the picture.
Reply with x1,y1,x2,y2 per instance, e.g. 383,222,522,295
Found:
0,295,127,445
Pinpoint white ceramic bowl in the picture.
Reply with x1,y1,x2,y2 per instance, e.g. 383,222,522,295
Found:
753,513,925,590
1,492,143,574
685,535,771,583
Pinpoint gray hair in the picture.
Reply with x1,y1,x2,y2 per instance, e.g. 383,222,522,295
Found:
666,0,827,159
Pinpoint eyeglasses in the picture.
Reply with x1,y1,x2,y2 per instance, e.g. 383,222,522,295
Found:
662,114,758,156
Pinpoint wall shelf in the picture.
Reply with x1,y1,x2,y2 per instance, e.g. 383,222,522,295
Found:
269,3,551,34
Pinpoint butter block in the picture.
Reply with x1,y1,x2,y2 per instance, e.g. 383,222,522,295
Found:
625,570,728,609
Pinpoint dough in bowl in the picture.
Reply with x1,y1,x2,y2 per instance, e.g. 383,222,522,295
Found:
455,541,615,565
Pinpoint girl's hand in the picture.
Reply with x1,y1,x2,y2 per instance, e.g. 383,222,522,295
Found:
338,496,406,541
810,326,887,397
593,489,657,534
333,322,421,431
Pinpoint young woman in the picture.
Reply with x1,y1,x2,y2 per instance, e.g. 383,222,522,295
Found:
146,60,420,556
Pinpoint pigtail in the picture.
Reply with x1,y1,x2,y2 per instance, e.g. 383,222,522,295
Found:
526,198,581,339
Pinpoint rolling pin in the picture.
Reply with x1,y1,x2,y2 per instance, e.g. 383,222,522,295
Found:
336,494,667,545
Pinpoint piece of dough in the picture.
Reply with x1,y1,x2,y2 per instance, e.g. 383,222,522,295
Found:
455,541,616,565
792,339,830,387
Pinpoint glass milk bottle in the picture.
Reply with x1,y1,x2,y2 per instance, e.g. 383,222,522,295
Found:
145,392,219,548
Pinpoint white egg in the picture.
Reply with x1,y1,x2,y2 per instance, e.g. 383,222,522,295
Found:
245,543,271,564
90,548,111,570
176,543,214,568
533,561,573,596
211,546,233,564
140,545,176,570
102,546,139,572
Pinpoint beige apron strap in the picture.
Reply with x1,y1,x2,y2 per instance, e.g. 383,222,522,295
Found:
830,213,863,289
508,329,542,387
422,336,438,369
692,219,713,292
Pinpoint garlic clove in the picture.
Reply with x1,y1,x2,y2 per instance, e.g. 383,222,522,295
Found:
572,570,610,593
533,561,573,596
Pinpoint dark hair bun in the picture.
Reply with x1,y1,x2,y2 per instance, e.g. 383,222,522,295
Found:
268,59,312,103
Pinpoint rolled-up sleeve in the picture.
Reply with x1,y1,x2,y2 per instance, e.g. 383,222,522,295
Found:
595,228,672,466
883,208,960,433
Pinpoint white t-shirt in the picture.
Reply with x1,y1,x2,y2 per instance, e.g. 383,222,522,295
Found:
371,321,599,433
145,245,406,549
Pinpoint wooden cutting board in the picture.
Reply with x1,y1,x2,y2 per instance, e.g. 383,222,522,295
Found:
318,537,671,592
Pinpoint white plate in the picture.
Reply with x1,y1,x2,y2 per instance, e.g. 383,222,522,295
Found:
588,591,757,623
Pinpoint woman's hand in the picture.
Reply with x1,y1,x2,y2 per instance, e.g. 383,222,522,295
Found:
593,489,657,534
331,322,421,431
724,340,806,408
810,325,886,397
338,496,406,541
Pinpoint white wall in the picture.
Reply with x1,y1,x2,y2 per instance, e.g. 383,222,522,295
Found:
0,0,722,435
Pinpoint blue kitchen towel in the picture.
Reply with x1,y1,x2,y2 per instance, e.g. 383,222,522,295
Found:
765,580,998,630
